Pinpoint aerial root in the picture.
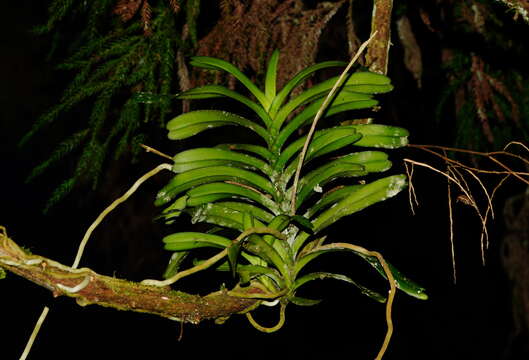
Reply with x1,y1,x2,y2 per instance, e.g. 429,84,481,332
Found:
245,302,287,333
406,142,529,269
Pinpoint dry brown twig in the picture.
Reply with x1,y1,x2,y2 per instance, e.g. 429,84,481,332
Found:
405,142,529,279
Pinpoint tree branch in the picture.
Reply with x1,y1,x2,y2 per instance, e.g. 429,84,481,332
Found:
366,0,394,75
0,228,260,324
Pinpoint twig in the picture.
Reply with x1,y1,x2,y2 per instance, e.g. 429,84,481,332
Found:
140,143,173,161
447,169,456,283
403,159,475,205
504,141,529,153
404,158,490,265
407,143,529,266
408,144,529,177
404,161,419,215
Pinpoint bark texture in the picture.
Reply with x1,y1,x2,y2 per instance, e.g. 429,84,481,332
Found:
0,229,260,324
366,0,393,75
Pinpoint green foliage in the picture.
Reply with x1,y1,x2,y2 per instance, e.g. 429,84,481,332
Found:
23,0,201,210
156,51,427,315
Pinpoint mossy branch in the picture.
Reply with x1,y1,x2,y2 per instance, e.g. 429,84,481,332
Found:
366,0,393,75
0,228,261,324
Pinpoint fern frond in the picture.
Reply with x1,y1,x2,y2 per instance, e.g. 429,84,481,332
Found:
26,129,89,183
43,176,76,213
26,0,193,209
36,0,76,34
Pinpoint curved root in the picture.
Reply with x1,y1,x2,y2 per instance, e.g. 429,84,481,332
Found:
245,302,286,333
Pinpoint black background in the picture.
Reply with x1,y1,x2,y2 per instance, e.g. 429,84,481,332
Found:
0,2,519,359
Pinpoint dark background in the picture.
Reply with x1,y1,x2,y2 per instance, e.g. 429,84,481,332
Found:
0,2,519,359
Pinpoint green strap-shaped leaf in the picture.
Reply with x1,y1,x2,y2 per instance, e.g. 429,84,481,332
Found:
194,260,284,288
268,60,347,118
216,201,275,224
185,182,280,213
176,85,271,127
344,124,410,149
304,185,362,218
190,56,268,108
262,215,292,263
155,166,277,206
264,50,280,107
293,272,386,303
228,240,242,278
294,162,366,208
343,71,392,88
274,94,377,151
312,174,407,233
216,143,275,163
283,133,367,177
291,215,314,233
291,151,392,208
296,236,327,258
187,203,267,231
166,110,271,145
227,213,258,277
360,255,428,300
163,251,189,279
289,296,322,306
274,126,361,171
238,265,280,285
272,77,351,133
295,246,427,300
172,148,271,176
271,72,389,133
158,195,189,223
163,232,231,251
244,236,290,282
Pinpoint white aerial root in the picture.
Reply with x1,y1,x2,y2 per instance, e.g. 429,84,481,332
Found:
56,276,91,294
